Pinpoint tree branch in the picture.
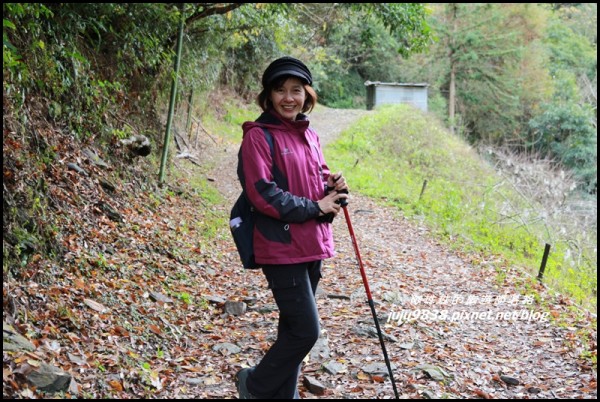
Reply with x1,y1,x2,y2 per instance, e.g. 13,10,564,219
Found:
185,3,246,26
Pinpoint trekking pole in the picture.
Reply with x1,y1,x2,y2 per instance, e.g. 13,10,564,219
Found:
340,198,400,399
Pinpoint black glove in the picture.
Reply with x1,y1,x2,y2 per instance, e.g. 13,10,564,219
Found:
317,212,335,223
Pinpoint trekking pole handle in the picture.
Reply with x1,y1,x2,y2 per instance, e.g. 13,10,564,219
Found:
336,189,349,207
332,174,349,207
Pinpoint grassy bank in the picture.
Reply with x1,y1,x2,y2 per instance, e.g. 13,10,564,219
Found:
325,104,597,311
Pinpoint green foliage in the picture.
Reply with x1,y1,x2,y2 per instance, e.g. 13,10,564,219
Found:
383,4,548,143
451,4,548,144
178,3,311,99
181,5,274,97
544,16,597,78
176,292,192,305
3,3,176,144
345,3,433,56
3,4,53,101
326,104,596,309
553,3,597,44
196,90,261,142
523,15,598,194
528,98,597,193
223,2,431,106
313,4,432,108
385,3,595,195
318,68,367,109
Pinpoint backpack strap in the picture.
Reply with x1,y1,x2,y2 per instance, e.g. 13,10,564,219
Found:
260,126,288,192
261,126,275,163
241,127,276,204
238,126,275,190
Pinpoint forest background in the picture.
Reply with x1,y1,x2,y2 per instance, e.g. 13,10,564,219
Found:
4,2,596,305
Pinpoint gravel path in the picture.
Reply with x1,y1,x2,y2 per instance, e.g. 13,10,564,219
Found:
203,105,595,399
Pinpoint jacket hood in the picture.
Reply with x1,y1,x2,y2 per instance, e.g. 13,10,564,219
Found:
242,110,310,137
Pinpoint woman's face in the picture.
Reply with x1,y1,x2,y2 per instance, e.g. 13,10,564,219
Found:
270,77,306,121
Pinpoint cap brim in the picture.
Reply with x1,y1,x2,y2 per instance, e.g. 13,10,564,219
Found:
266,70,310,85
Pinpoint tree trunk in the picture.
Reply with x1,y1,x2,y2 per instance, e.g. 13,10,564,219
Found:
448,3,458,135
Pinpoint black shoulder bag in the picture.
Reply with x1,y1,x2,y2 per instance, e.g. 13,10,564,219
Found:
229,127,275,269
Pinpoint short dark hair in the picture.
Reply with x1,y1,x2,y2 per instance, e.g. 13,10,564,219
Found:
256,75,318,114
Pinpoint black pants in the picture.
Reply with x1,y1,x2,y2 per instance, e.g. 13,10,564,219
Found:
247,261,322,399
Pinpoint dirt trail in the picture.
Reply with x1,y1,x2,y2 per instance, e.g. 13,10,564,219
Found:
204,106,595,399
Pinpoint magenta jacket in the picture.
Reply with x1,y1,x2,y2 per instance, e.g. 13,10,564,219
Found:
238,110,335,265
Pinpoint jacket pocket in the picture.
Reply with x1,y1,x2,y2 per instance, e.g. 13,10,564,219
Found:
262,268,301,312
256,213,292,244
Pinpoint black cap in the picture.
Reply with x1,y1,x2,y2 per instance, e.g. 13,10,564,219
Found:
262,56,312,88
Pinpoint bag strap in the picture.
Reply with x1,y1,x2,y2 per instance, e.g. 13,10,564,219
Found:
261,126,275,163
241,127,276,204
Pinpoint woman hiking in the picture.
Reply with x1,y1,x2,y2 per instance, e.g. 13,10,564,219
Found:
234,56,349,399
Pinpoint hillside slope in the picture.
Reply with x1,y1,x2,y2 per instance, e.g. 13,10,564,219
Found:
3,105,596,399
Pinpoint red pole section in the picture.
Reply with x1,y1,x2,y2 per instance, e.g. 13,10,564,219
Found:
341,204,399,399
342,206,373,300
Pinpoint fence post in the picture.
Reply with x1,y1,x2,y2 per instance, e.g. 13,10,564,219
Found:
186,88,194,137
537,243,551,281
419,179,428,201
159,3,185,185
